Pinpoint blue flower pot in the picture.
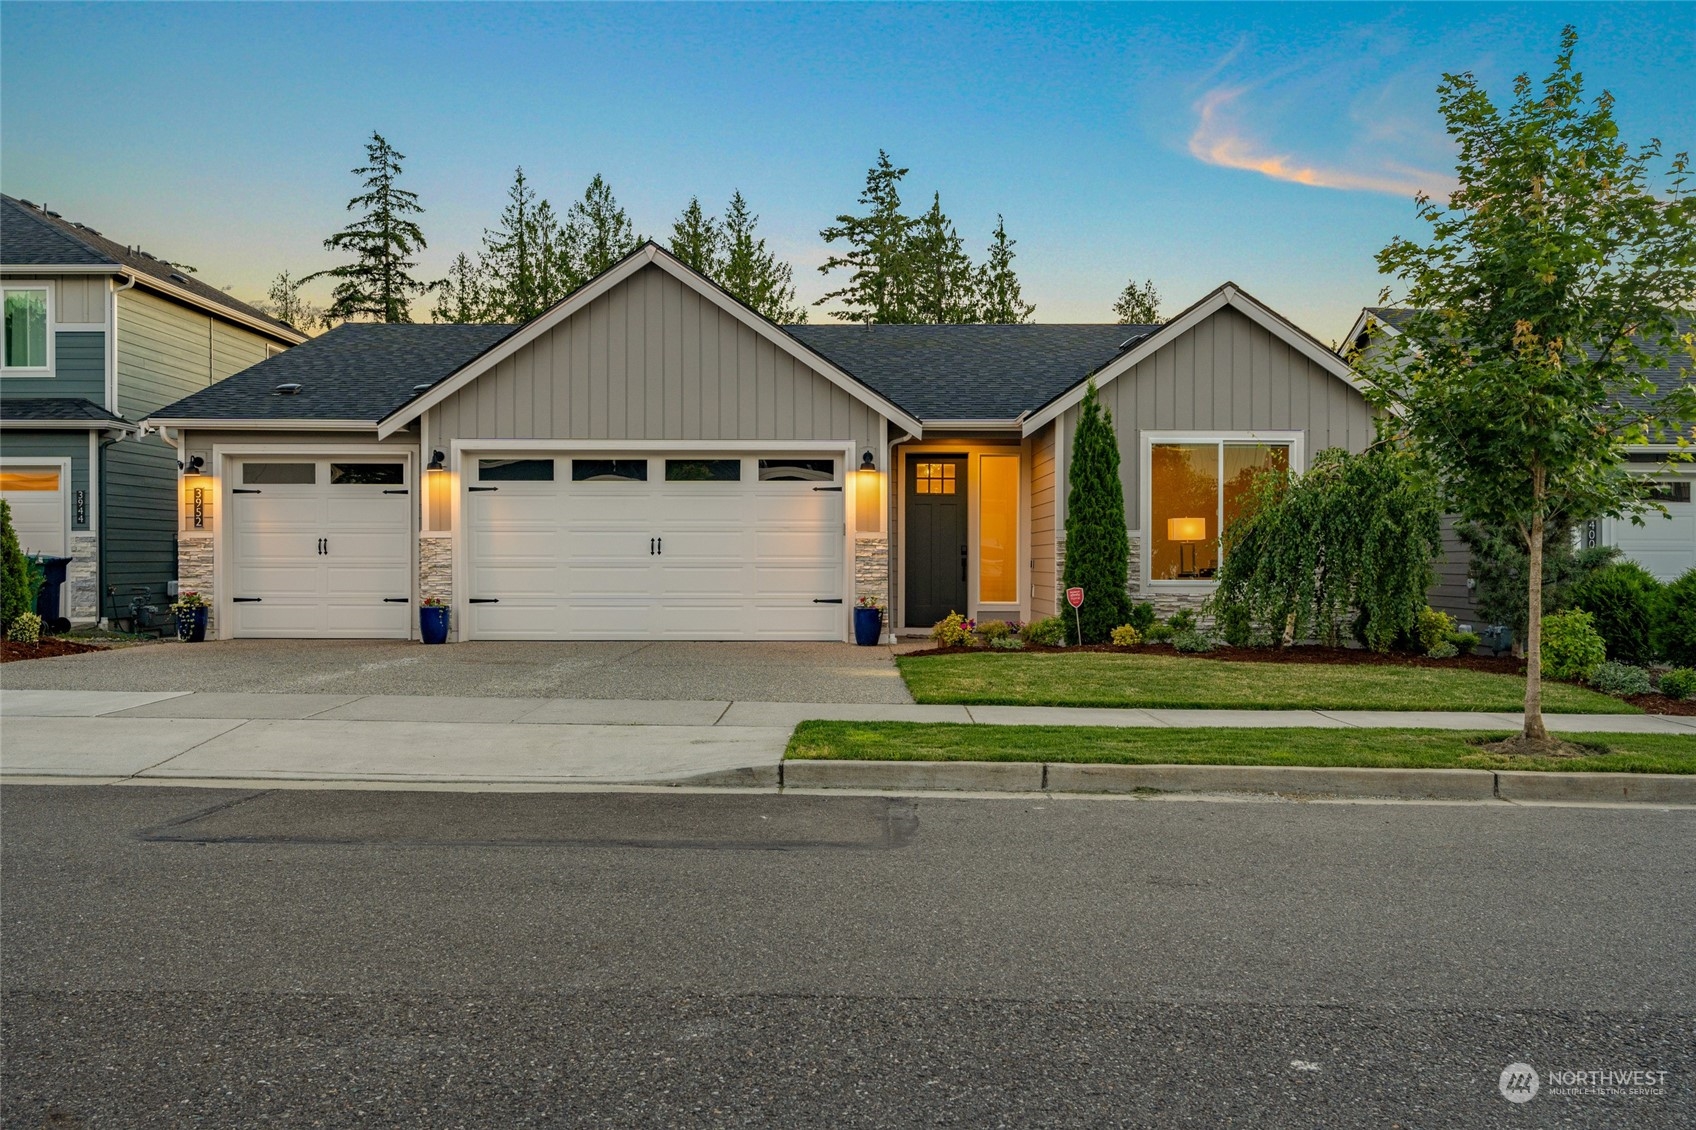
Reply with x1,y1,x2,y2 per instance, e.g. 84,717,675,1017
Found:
176,606,208,643
853,606,883,646
420,605,450,645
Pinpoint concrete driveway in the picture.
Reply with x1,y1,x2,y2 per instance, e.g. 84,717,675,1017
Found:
0,638,913,704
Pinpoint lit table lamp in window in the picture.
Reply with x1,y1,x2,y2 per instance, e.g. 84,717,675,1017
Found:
1167,517,1207,577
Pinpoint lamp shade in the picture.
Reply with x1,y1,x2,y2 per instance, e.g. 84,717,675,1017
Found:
1167,516,1207,542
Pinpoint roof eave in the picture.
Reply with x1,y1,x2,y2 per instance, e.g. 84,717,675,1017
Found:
0,263,121,274
140,417,385,432
123,270,307,345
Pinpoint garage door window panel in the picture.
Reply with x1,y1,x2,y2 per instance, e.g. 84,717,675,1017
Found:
758,458,834,482
479,458,555,482
572,459,648,482
242,462,316,485
0,469,60,492
331,463,405,485
665,459,741,482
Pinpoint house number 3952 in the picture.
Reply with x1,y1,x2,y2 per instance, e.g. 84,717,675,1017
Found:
193,488,205,529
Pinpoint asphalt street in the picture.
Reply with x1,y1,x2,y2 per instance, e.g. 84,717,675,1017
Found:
3,785,1692,1127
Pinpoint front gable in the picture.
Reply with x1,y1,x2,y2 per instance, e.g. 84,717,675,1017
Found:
385,243,921,443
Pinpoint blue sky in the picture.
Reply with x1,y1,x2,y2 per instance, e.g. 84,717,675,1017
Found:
4,3,1691,339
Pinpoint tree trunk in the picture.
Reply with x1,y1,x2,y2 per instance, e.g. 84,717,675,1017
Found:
1523,473,1549,742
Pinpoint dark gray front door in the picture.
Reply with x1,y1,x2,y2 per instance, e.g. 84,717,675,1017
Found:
904,456,968,628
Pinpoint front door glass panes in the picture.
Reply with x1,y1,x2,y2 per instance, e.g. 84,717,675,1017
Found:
1150,441,1290,580
241,462,316,485
913,462,956,495
665,458,741,482
479,458,555,482
330,463,404,485
3,289,48,369
978,455,1018,603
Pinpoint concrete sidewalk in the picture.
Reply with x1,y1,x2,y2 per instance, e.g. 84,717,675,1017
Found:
1,689,1690,788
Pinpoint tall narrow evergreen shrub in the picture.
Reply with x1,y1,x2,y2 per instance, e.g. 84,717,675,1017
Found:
1,501,33,630
1062,382,1131,642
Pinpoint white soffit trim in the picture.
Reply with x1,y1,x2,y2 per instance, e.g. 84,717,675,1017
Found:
376,243,924,439
1021,284,1369,435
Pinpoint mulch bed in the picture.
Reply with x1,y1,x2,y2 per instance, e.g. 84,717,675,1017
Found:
0,637,108,663
898,642,1696,716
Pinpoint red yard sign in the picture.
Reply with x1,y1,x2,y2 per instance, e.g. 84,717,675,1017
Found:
1066,587,1084,609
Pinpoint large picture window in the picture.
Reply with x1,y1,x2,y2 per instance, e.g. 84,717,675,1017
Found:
1149,440,1289,581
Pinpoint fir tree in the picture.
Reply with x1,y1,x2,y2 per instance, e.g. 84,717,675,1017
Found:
1112,277,1163,324
306,132,434,322
481,167,573,322
257,270,326,332
976,215,1034,324
719,191,806,323
1062,382,1131,643
669,197,724,277
908,193,978,323
818,151,915,323
566,174,642,279
432,252,491,323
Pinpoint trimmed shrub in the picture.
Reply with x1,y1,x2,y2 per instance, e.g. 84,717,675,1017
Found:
7,610,42,645
1166,608,1198,634
989,636,1025,651
1540,609,1607,682
1172,628,1213,653
1657,668,1696,700
1588,661,1653,697
977,619,1013,643
1448,630,1481,654
1061,382,1131,643
1215,603,1254,647
1020,616,1067,647
1426,642,1459,660
930,612,973,648
1,500,31,631
1128,601,1156,633
1652,569,1696,667
1412,606,1456,653
1144,623,1175,644
1110,624,1142,647
1569,561,1661,664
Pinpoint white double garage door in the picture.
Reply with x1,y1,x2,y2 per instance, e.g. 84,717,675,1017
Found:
225,451,847,640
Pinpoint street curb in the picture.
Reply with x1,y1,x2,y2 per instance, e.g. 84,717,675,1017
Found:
1045,762,1496,800
781,759,1694,803
781,759,1044,792
1494,770,1696,805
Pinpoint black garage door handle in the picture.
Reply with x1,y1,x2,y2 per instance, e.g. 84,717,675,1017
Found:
813,485,843,492
813,598,844,604
469,598,499,604
383,598,408,603
469,486,498,492
233,488,261,494
383,489,409,494
233,597,261,603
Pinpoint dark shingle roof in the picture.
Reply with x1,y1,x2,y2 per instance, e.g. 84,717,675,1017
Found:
0,397,129,427
783,324,1155,420
1,195,301,340
149,322,520,423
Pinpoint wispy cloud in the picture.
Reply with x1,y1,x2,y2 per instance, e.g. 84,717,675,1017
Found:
1188,85,1449,197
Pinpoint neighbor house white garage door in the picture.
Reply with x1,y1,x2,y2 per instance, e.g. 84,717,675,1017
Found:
226,457,413,638
0,463,68,557
463,453,845,640
1609,478,1696,582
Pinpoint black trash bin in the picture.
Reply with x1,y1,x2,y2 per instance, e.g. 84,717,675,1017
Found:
32,556,73,634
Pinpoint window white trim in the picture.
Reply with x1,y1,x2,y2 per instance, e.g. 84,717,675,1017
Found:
2,283,53,376
1139,430,1304,591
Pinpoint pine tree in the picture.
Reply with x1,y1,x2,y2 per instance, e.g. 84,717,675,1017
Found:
480,167,574,322
432,252,491,323
1062,382,1131,643
566,174,642,279
257,270,326,332
908,193,979,323
719,191,806,323
976,215,1034,324
306,132,434,322
818,151,916,323
1113,277,1163,324
669,197,724,277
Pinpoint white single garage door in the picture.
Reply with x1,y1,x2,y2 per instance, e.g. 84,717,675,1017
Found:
0,463,68,556
1610,478,1696,582
226,458,413,638
464,453,845,640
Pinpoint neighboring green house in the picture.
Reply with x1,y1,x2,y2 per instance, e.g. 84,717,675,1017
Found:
1,194,305,624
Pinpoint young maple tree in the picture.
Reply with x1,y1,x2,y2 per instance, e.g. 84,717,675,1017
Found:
1365,28,1696,748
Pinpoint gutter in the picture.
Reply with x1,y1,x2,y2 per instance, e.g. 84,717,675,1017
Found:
118,269,307,346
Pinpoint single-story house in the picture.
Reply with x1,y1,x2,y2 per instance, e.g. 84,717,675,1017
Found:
1,194,305,624
1345,307,1695,622
142,242,1374,641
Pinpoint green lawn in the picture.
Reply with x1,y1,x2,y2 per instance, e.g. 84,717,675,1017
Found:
787,721,1696,774
896,651,1637,713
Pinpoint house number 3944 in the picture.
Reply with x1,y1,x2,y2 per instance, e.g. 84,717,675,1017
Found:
74,489,87,525
193,487,205,529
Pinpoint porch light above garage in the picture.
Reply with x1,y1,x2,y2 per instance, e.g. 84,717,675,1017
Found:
427,450,445,472
181,455,206,477
859,449,877,472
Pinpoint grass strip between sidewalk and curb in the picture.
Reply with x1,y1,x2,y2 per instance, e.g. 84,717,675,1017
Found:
895,652,1637,713
786,722,1696,774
